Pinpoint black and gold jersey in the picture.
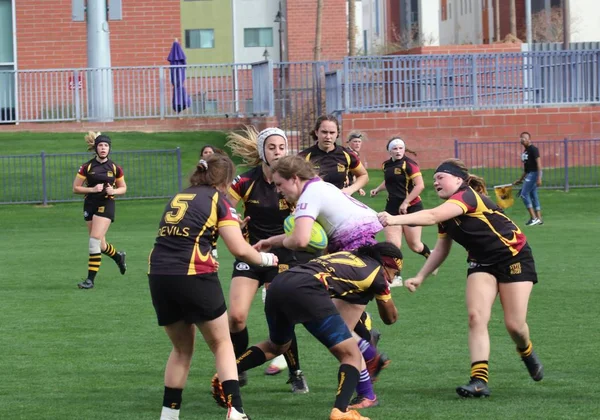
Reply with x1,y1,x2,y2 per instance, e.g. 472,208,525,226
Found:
382,156,422,206
439,185,527,264
286,251,392,305
299,144,362,189
76,157,124,202
228,166,292,245
149,185,240,276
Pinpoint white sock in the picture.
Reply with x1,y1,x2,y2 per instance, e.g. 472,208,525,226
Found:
160,406,180,420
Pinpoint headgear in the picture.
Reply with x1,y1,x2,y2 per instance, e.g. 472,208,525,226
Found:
435,162,469,180
94,134,112,154
257,127,288,164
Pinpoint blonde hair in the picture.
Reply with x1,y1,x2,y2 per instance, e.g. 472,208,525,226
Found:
226,126,261,166
84,131,101,152
440,158,487,195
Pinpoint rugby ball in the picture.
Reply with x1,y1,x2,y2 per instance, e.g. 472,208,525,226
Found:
283,215,328,253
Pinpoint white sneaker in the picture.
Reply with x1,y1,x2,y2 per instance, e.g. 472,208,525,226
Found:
226,406,249,420
264,354,288,375
389,275,403,288
160,407,179,420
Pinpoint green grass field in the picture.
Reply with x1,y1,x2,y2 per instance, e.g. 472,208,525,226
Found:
1,132,599,419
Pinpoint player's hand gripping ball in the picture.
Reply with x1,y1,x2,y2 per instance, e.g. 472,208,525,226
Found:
283,215,328,253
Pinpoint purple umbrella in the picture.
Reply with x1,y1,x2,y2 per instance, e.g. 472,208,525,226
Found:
167,41,191,113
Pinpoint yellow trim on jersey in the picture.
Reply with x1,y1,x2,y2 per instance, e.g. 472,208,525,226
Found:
343,150,351,167
187,192,218,275
470,193,522,256
408,171,422,179
243,181,256,202
217,220,240,228
334,266,381,297
228,186,242,201
76,173,86,180
351,162,365,174
304,153,312,161
375,293,392,302
447,198,469,213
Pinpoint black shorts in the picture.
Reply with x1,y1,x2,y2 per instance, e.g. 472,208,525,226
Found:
84,199,115,222
467,244,538,284
231,247,317,286
264,271,340,344
148,273,227,326
385,197,424,216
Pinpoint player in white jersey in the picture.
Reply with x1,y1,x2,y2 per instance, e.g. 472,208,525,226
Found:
254,155,388,410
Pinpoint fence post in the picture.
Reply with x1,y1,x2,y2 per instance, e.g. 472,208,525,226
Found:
471,56,478,107
159,67,166,119
343,56,350,112
176,147,182,191
563,138,569,192
74,69,81,121
41,151,48,206
454,139,459,158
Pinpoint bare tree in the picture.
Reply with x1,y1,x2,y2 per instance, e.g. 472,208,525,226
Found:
348,0,357,56
315,0,323,61
509,0,517,37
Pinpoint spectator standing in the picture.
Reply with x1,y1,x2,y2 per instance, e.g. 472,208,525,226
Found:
514,132,543,226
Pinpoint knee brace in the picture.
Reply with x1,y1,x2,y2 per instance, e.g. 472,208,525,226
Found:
89,237,101,254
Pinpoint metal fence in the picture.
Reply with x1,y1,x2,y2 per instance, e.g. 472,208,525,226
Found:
1,50,600,146
0,149,182,205
455,139,600,191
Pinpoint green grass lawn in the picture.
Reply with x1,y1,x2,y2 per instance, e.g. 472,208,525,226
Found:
1,133,599,419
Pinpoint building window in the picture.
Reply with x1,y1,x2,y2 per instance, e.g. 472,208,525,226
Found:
441,0,448,21
185,29,214,49
244,28,274,47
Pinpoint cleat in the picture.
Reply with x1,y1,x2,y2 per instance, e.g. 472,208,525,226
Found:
389,275,403,288
525,218,541,226
226,406,249,420
369,328,381,349
211,374,228,408
366,352,391,383
287,370,309,394
348,395,379,409
522,350,544,381
238,371,248,387
329,407,370,420
77,279,94,289
264,354,287,375
456,378,491,398
116,251,127,275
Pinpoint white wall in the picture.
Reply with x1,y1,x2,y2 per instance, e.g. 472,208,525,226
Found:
439,0,483,45
234,0,281,63
419,0,440,45
361,0,386,54
570,0,600,42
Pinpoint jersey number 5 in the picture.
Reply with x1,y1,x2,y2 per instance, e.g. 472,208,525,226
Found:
164,194,196,224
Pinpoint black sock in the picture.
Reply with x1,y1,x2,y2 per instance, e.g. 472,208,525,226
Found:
87,253,101,281
102,243,121,263
419,243,431,259
162,386,183,410
221,380,243,413
284,332,300,374
230,327,249,358
237,346,267,373
353,313,372,342
333,364,360,411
